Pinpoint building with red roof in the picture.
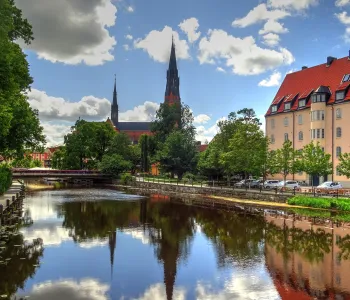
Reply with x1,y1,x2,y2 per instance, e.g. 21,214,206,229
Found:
265,53,350,186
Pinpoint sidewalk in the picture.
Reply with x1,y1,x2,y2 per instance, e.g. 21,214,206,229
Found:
0,181,24,211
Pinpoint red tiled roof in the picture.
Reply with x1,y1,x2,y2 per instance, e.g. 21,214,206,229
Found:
266,56,350,116
199,144,208,152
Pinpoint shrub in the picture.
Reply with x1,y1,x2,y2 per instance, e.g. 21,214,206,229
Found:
288,195,350,211
121,173,133,185
0,165,12,195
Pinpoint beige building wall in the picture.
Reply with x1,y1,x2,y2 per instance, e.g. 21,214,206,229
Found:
266,102,350,187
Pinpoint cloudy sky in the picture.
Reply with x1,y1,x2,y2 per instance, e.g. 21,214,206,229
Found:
16,0,350,146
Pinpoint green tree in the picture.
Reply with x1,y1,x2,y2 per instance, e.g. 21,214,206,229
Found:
156,131,198,179
197,142,223,179
220,122,267,179
298,142,332,186
99,154,131,177
274,140,298,185
51,146,66,170
337,153,350,178
89,122,116,161
139,134,150,173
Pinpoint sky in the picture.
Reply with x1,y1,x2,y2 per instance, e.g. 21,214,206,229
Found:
15,0,350,146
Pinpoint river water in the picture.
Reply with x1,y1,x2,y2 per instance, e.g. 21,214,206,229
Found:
1,188,350,300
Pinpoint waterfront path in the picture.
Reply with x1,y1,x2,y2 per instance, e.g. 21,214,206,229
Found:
0,181,24,212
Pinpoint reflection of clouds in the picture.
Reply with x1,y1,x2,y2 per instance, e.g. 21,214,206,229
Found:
79,240,108,249
196,265,280,300
121,228,150,245
132,283,186,300
19,278,110,300
21,222,71,246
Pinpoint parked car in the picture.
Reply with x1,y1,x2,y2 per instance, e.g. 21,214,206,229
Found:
234,179,255,188
250,180,262,188
316,181,342,190
263,180,280,189
278,180,300,189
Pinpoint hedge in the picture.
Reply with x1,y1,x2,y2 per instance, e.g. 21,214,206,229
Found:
0,165,12,195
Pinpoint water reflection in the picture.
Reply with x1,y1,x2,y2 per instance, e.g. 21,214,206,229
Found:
1,189,350,299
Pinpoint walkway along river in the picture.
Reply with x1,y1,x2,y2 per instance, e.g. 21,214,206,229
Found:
1,187,350,299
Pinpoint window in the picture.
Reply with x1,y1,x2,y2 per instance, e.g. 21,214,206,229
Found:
336,167,341,176
298,171,303,176
317,129,320,139
336,127,342,138
336,91,345,101
271,119,275,129
299,131,303,141
343,74,350,82
299,99,306,108
322,128,325,139
270,134,275,144
336,108,342,119
336,146,342,157
322,147,325,152
284,102,291,110
311,94,326,103
284,133,289,141
311,110,325,121
284,117,289,126
298,115,303,125
271,105,277,113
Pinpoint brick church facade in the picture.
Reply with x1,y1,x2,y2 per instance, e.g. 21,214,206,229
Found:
107,37,181,143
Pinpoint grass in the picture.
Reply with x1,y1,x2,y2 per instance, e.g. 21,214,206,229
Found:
288,195,350,211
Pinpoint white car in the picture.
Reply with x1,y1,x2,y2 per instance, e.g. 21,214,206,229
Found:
278,180,300,189
317,181,342,190
263,180,280,189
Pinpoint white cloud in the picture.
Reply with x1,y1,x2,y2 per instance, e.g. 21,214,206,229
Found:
262,33,280,47
127,6,134,12
268,0,319,10
42,123,72,146
258,71,282,87
336,0,350,7
134,26,190,63
18,279,110,300
16,0,117,66
125,34,133,40
232,4,290,28
133,283,186,300
123,44,131,51
122,228,150,244
336,11,350,25
119,101,159,122
259,20,289,35
197,29,294,75
194,114,211,124
178,17,201,43
216,67,226,73
195,117,226,143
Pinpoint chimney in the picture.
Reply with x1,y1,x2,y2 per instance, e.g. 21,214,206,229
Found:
302,66,308,70
327,56,337,66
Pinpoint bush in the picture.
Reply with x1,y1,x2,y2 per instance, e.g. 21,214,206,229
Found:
121,173,133,185
0,165,12,195
288,195,350,211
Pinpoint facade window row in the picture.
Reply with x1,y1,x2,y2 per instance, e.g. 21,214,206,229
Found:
311,110,325,121
311,128,325,140
311,94,326,103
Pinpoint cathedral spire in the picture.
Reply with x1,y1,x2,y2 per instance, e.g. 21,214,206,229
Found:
109,231,117,279
164,36,180,104
168,35,177,72
111,74,119,125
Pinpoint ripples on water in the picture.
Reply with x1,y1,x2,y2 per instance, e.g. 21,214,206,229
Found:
1,188,350,300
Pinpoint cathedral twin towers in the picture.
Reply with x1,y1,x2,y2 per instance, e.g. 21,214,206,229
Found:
107,38,181,143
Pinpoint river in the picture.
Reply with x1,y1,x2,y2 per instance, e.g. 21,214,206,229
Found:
1,187,350,300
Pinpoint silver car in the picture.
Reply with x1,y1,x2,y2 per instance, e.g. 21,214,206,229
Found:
263,180,280,189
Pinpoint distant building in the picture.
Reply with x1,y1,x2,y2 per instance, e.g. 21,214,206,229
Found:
29,146,60,168
107,37,181,144
265,53,350,186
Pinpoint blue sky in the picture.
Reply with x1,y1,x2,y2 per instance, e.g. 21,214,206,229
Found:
16,0,350,145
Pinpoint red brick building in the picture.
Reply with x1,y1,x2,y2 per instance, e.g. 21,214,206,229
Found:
107,37,181,143
29,146,60,168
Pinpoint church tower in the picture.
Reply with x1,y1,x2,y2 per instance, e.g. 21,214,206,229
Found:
164,36,181,105
111,75,119,125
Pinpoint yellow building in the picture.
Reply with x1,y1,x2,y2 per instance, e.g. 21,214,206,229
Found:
265,55,350,187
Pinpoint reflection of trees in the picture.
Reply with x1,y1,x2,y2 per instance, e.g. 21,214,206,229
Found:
146,202,196,300
0,224,43,298
195,209,265,267
60,201,140,242
265,221,332,263
337,234,350,260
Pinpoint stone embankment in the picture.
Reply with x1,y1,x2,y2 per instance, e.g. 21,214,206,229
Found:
0,181,25,219
121,181,290,203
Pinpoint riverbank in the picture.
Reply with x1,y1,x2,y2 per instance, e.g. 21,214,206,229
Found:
0,180,25,216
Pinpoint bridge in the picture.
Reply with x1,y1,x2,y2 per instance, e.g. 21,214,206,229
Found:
12,169,110,179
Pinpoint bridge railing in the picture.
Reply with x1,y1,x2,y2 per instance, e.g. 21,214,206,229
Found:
11,169,102,175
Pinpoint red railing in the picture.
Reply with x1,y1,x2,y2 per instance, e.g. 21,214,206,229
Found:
12,169,102,175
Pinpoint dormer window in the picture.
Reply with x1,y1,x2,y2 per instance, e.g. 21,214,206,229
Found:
342,74,350,82
336,90,345,101
284,102,291,110
299,99,306,108
311,94,326,103
271,105,277,113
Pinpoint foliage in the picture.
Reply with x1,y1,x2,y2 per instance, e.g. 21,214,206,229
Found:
197,142,223,179
288,195,350,211
51,146,66,170
10,155,41,168
273,140,298,184
0,165,12,194
156,131,198,179
99,154,131,177
0,0,45,158
337,152,350,178
139,134,156,173
297,142,332,183
120,173,133,185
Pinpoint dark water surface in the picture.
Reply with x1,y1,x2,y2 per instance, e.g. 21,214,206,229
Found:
1,188,350,300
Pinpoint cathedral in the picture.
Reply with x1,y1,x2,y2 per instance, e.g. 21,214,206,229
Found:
107,37,181,143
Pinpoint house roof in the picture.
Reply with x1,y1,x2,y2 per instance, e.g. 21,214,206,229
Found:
266,56,350,116
117,122,151,131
